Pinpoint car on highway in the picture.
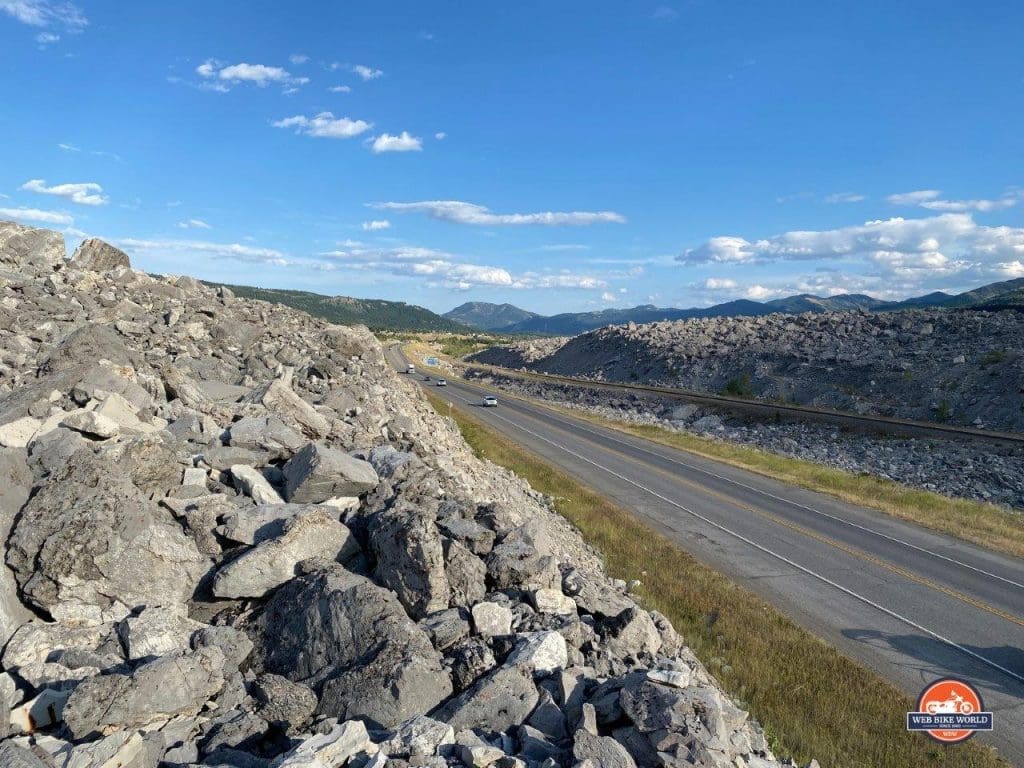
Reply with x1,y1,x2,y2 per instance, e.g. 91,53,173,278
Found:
424,374,431,381
436,378,448,386
482,395,498,407
406,364,415,374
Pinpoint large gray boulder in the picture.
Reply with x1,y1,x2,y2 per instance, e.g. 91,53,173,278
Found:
370,503,451,619
69,237,131,271
0,448,33,645
0,219,65,274
63,646,226,739
6,446,210,622
212,508,360,598
248,380,330,439
229,414,305,458
254,563,452,728
283,441,379,502
435,663,539,733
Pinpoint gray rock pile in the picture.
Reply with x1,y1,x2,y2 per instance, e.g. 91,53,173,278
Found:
471,308,1024,432
0,220,799,767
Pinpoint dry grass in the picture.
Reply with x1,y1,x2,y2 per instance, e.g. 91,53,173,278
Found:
425,389,1008,768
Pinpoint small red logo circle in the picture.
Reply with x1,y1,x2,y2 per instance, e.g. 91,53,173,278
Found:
915,678,985,744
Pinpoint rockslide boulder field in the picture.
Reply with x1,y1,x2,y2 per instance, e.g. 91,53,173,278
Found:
0,219,800,767
470,308,1024,432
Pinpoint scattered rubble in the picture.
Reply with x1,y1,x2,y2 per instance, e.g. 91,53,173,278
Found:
0,219,801,767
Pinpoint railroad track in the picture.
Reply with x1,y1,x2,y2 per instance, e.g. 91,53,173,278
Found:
451,359,1024,447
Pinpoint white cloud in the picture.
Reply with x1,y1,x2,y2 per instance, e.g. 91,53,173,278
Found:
601,291,617,302
541,243,590,252
21,178,107,206
703,277,738,290
0,206,73,225
329,85,352,93
289,53,308,65
683,236,756,264
744,284,780,300
824,192,865,204
361,219,391,231
352,64,383,81
196,59,306,90
273,112,372,139
370,131,423,153
435,132,447,140
177,218,212,230
886,189,941,205
35,30,58,44
0,0,86,29
57,142,79,151
373,200,627,226
994,261,1024,277
320,244,607,291
888,188,1019,213
118,237,290,266
680,213,1024,286
920,197,1018,213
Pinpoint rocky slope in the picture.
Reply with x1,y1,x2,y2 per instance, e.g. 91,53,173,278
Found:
471,310,1024,432
0,220,795,768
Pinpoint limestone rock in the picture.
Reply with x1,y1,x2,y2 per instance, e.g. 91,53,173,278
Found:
70,238,131,271
283,441,379,502
255,564,452,729
63,646,226,740
212,508,359,599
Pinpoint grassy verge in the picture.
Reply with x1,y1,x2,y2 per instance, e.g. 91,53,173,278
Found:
425,389,1007,768
461,373,1024,559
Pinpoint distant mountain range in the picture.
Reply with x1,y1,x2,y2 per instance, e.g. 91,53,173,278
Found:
444,302,542,330
445,278,1024,335
207,283,469,333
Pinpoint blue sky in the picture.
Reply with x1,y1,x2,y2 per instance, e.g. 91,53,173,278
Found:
1,1,1022,314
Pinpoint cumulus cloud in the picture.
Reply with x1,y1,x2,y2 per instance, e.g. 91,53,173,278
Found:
177,218,212,230
0,206,73,225
681,213,1024,292
352,64,383,80
289,53,308,65
370,131,423,153
319,244,607,291
703,277,738,290
920,197,1018,213
373,200,627,226
273,112,372,139
118,238,290,266
196,59,307,90
824,192,865,204
434,132,447,140
21,178,107,206
361,219,391,231
0,0,86,30
329,85,352,93
887,190,942,206
888,188,1019,212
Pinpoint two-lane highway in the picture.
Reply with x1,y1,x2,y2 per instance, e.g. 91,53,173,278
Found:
389,347,1024,763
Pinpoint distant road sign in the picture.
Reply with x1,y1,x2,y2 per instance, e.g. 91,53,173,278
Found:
426,357,439,366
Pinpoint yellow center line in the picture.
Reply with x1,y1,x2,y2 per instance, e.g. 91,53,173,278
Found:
440,366,1024,629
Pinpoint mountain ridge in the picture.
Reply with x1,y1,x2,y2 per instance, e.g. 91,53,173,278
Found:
450,279,1024,335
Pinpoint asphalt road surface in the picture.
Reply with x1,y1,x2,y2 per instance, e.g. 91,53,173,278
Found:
390,348,1024,764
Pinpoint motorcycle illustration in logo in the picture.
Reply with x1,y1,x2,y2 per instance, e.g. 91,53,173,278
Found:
907,678,993,744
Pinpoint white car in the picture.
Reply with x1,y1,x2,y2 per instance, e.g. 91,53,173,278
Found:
482,395,498,407
436,378,448,387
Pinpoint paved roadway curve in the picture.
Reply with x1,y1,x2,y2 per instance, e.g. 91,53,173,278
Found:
388,348,1024,764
